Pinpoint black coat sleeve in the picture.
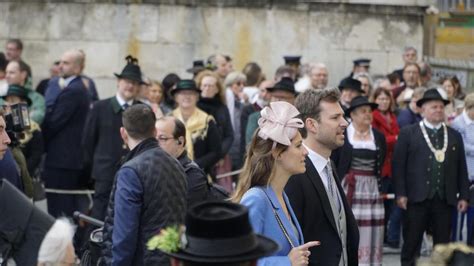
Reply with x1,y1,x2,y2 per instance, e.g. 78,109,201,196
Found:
22,130,44,175
81,102,100,174
219,106,234,156
195,120,222,171
392,127,410,198
285,174,305,227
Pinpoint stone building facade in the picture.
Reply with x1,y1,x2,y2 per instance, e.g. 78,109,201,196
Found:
0,0,433,97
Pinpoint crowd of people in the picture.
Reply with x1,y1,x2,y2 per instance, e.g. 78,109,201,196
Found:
0,37,473,266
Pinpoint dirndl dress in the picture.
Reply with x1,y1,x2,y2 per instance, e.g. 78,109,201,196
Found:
342,148,384,266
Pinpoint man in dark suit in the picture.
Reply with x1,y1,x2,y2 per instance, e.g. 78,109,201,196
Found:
42,49,91,217
82,56,146,221
286,87,359,266
393,88,470,266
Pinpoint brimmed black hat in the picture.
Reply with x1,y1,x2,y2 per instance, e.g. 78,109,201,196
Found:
345,96,378,116
267,77,297,95
338,78,364,94
416,88,450,107
353,58,371,67
114,55,147,85
161,201,278,264
2,85,32,106
170,79,201,96
186,60,206,74
283,56,301,65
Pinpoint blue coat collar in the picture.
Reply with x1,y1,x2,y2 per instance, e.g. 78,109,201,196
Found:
260,185,304,246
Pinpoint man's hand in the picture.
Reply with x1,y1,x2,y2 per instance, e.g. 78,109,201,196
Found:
457,200,469,213
397,196,407,210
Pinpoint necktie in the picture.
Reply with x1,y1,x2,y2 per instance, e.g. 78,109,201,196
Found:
58,78,66,89
123,103,130,110
325,161,341,213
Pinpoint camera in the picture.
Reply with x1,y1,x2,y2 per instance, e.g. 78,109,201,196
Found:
3,103,30,146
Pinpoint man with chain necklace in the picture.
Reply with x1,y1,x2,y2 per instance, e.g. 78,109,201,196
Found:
393,88,469,266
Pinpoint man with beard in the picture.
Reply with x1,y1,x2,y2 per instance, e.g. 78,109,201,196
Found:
286,88,359,265
42,49,90,217
82,56,146,221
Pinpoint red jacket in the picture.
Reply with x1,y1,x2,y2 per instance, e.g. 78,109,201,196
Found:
372,109,400,178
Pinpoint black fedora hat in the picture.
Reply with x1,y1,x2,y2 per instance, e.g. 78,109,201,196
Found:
338,77,364,94
345,95,378,116
170,79,201,96
416,88,450,107
3,85,32,106
283,55,301,65
114,55,147,85
186,60,206,74
158,201,278,264
353,58,371,67
267,77,297,95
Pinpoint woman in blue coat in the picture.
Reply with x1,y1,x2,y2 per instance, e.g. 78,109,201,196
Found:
232,101,320,265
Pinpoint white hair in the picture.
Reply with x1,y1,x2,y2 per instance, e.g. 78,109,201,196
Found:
37,218,75,264
309,62,327,73
224,71,246,88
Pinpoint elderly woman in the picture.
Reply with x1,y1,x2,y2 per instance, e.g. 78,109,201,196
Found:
233,101,319,265
442,76,464,124
332,96,386,266
171,79,221,175
196,70,234,189
354,72,373,97
37,218,77,266
224,71,248,171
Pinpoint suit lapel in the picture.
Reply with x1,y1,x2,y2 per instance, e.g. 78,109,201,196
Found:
304,157,339,233
263,186,301,246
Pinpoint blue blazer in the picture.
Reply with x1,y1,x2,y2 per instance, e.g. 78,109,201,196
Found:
241,186,304,266
43,76,90,170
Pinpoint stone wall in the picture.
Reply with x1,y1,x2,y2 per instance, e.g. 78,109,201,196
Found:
0,1,429,98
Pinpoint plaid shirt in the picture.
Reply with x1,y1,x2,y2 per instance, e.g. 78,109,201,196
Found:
452,111,474,181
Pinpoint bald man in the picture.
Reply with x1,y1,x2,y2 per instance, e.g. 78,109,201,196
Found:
42,49,91,217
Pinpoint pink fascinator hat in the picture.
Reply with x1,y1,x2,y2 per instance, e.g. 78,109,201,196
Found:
257,101,304,146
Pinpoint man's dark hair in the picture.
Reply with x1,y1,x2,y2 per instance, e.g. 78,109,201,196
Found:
172,117,186,146
122,104,156,140
7,39,23,50
295,87,341,138
0,52,7,72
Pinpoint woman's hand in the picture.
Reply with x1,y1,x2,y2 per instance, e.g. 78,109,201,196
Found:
288,241,320,266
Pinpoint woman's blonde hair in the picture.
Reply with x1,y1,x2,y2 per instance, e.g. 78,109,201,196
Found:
231,129,288,203
195,70,226,104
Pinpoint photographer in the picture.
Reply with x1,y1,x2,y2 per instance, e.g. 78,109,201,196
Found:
1,84,37,198
3,84,44,178
0,109,23,191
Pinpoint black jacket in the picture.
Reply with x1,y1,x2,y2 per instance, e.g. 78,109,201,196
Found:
82,97,141,181
286,158,360,266
102,138,187,265
193,118,221,174
43,76,90,170
393,123,469,205
240,103,260,158
178,151,208,207
197,97,233,157
331,128,386,190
